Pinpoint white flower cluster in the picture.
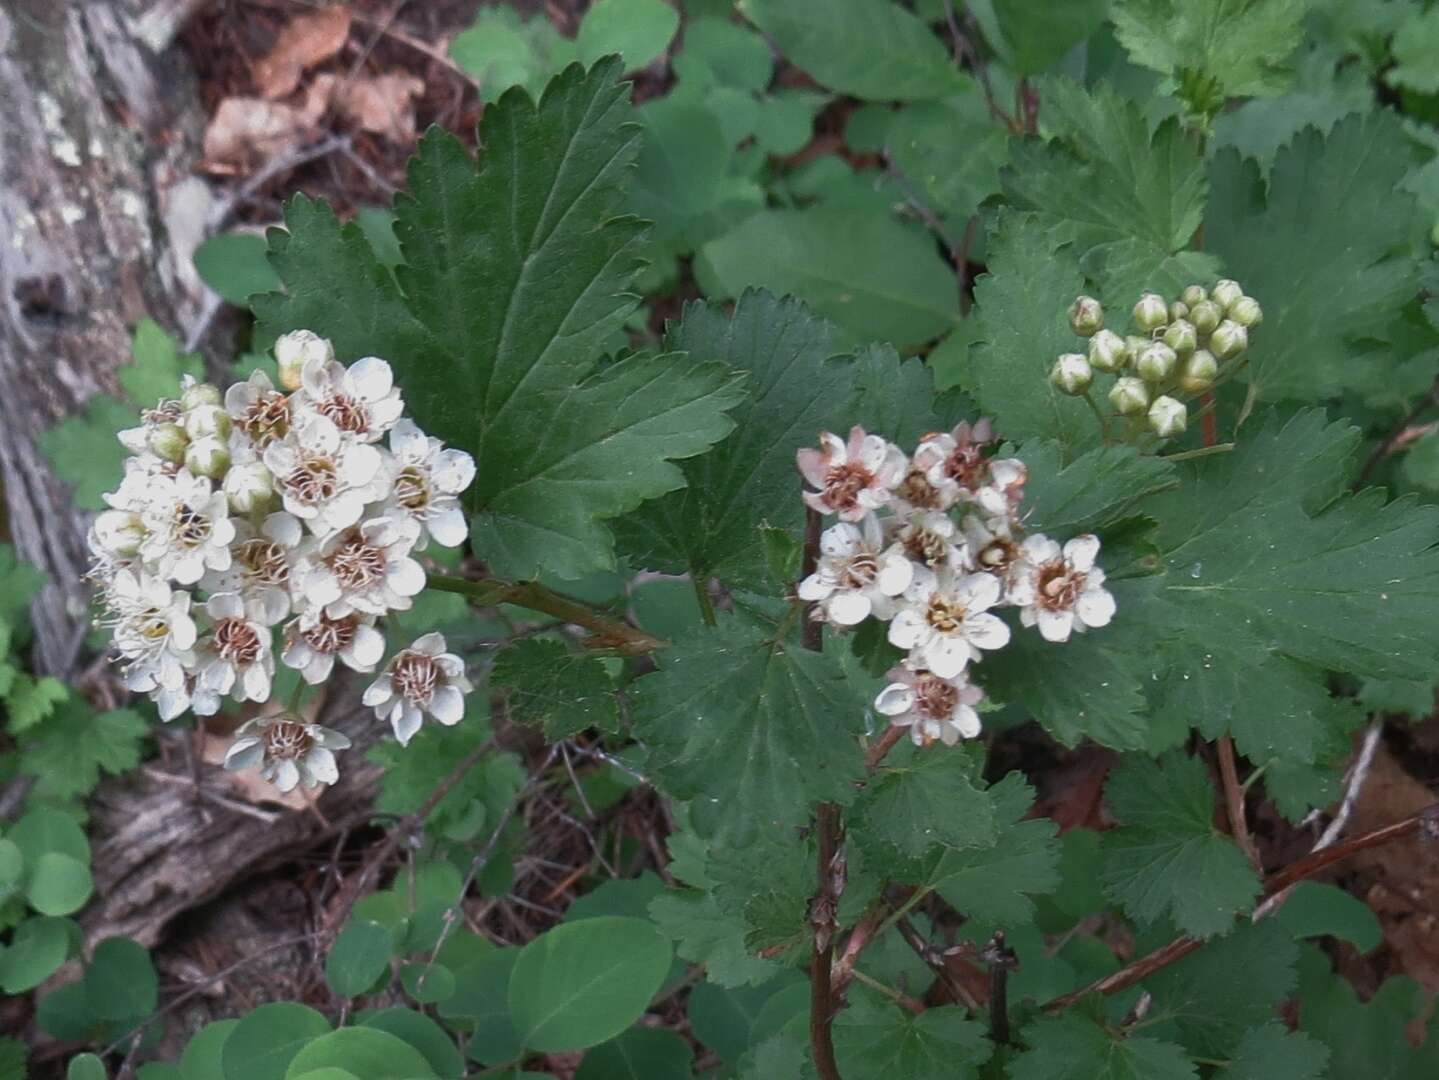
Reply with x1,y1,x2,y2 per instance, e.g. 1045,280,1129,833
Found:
87,331,476,792
797,422,1116,748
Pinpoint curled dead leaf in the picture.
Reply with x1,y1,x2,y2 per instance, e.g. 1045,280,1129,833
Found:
200,82,332,173
254,5,353,100
312,71,426,144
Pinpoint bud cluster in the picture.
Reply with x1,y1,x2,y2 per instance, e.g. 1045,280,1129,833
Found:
1049,280,1261,440
87,331,476,792
797,422,1116,748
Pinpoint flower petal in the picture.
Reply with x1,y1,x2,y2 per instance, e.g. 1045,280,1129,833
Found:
1037,607,1074,643
874,683,916,716
1064,534,1101,573
1075,587,1116,629
964,612,1011,651
430,684,465,725
826,590,872,626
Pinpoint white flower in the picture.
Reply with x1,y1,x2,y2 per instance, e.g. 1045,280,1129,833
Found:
884,511,969,574
91,510,146,559
154,674,221,721
105,569,197,695
887,567,1011,678
962,514,1023,592
294,513,424,617
381,420,475,548
274,329,334,391
282,610,385,684
293,353,404,443
224,715,351,793
263,415,385,535
796,426,907,521
916,420,1026,520
363,632,473,746
874,665,984,746
797,515,913,625
202,513,303,626
137,470,236,585
1009,534,1116,643
890,445,957,514
225,369,293,450
117,397,184,456
196,592,275,703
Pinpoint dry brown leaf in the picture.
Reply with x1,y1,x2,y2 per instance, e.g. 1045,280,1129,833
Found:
201,92,329,173
331,72,426,143
254,5,353,100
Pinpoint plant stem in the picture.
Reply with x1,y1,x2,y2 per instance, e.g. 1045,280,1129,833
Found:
1216,735,1262,872
1160,442,1234,463
1081,390,1113,444
810,800,845,1080
426,572,666,655
849,968,925,1014
983,931,1018,1045
692,573,717,627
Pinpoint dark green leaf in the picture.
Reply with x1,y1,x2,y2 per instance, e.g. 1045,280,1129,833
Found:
85,937,158,1021
284,1028,437,1079
576,0,679,70
834,999,991,1079
194,233,282,305
1019,443,1177,535
361,1009,465,1079
447,8,576,103
575,1027,692,1080
993,0,1108,74
220,1002,330,1080
490,639,617,739
852,744,997,870
1275,881,1383,953
1214,1024,1328,1080
0,915,72,993
1008,1009,1196,1080
325,919,395,997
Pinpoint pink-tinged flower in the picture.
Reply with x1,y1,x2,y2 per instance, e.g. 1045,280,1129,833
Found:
196,592,275,704
362,632,473,746
202,512,303,626
797,515,913,625
875,666,984,746
263,415,385,534
294,353,404,443
887,567,1010,678
282,610,385,684
294,513,424,617
224,714,351,793
884,511,970,574
225,369,293,450
890,444,958,513
381,420,475,549
916,420,1027,518
796,426,907,521
105,569,197,695
1009,534,1116,643
137,470,236,585
962,514,1024,592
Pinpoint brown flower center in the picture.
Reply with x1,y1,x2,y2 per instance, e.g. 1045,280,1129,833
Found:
263,720,312,760
171,504,212,548
822,462,873,513
214,616,262,665
943,443,989,491
299,612,359,655
896,467,943,510
1036,561,1085,611
924,594,969,634
239,392,291,447
838,553,879,590
325,531,387,591
976,535,1018,575
143,400,183,425
914,674,960,721
393,466,430,511
236,538,290,587
901,525,952,569
284,455,340,505
317,394,369,435
392,651,440,705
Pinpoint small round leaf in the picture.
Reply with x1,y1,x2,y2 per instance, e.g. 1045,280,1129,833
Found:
9,808,88,863
361,1007,465,1079
325,919,395,998
575,1027,692,1079
399,961,455,1005
26,852,93,916
220,1002,330,1080
282,1027,436,1079
86,937,159,1021
67,1052,107,1080
0,915,72,993
180,1019,238,1080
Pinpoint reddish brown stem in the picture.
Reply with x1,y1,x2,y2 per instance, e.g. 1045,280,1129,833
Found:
865,724,908,770
811,802,845,1080
1216,735,1261,872
1042,803,1439,1013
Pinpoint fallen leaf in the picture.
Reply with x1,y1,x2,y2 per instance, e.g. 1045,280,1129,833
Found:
326,72,426,143
200,92,328,173
254,5,353,100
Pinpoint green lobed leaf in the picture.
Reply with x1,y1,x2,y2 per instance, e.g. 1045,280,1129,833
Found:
686,973,803,1065
194,233,282,305
1205,112,1418,401
447,7,577,103
38,395,134,511
1274,881,1383,953
648,889,782,988
851,743,997,871
0,545,45,635
4,674,69,734
1298,953,1439,1080
741,0,970,101
121,318,205,407
576,0,679,70
834,998,991,1079
18,704,149,802
507,916,672,1052
255,60,747,580
1007,1009,1197,1080
631,618,869,846
489,639,617,740
1214,1024,1328,1080
1385,7,1439,95
1018,442,1177,535
1100,752,1260,938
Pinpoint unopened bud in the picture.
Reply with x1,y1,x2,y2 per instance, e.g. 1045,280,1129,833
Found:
184,435,230,479
184,403,232,440
1133,293,1168,333
1109,376,1150,416
180,381,223,411
1189,299,1222,335
94,510,145,556
274,330,334,392
1228,296,1262,328
1169,301,1189,322
1088,329,1127,372
1180,285,1207,307
148,422,189,463
1178,350,1218,394
1050,353,1093,395
1136,341,1178,383
1148,395,1187,438
1163,319,1197,355
1211,279,1243,311
1125,335,1150,365
1068,295,1104,337
1210,320,1248,360
224,460,273,513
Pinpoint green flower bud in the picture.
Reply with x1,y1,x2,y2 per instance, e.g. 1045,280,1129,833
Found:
274,329,335,392
1133,293,1168,333
1163,319,1198,356
1051,353,1093,395
1109,376,1150,416
1211,279,1243,311
1177,350,1218,394
1189,299,1222,335
1136,341,1178,383
94,510,145,556
1124,335,1150,366
1148,395,1187,438
1068,295,1104,337
224,460,273,513
1169,301,1189,322
148,422,189,463
1228,296,1262,328
1180,285,1207,307
1210,319,1248,360
184,403,232,440
180,381,222,411
184,435,230,479
1088,329,1127,372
